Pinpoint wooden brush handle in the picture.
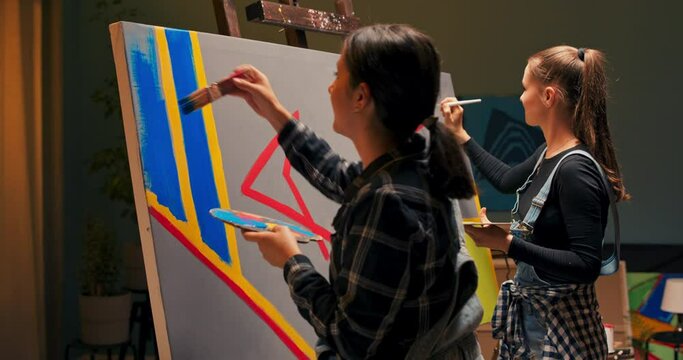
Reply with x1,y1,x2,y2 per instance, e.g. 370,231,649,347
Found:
216,70,246,95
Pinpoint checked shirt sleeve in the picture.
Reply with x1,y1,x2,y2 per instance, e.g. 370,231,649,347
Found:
283,187,422,359
278,120,363,203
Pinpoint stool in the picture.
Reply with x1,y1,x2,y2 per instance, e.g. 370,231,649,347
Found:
646,331,683,360
64,340,134,360
128,289,158,360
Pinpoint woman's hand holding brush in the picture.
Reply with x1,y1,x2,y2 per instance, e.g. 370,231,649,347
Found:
230,65,292,132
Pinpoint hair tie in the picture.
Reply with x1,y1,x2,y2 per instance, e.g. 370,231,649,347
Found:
577,48,585,61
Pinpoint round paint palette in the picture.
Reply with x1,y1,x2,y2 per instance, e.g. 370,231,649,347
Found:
210,208,323,243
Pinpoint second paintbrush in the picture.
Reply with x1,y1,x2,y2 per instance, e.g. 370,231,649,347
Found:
178,69,247,114
445,98,482,107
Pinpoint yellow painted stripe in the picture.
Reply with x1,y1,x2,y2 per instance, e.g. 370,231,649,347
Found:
185,32,315,359
465,234,498,323
153,27,201,242
188,31,242,274
230,278,316,359
473,191,483,214
152,28,314,358
147,191,238,279
463,187,484,223
147,193,315,359
462,192,498,323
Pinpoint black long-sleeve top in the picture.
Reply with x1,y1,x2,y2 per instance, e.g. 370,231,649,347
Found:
464,139,609,284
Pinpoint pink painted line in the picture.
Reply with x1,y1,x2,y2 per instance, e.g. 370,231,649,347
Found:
240,111,331,260
282,160,331,259
283,161,313,220
149,207,310,359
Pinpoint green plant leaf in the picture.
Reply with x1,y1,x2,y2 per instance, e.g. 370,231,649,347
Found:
81,217,122,296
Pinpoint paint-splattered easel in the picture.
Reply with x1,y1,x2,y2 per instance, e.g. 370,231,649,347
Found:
211,0,360,46
209,0,501,338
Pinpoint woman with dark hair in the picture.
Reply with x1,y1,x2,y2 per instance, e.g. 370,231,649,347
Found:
441,46,629,358
229,24,483,359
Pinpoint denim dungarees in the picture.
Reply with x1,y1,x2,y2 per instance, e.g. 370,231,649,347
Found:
507,148,614,358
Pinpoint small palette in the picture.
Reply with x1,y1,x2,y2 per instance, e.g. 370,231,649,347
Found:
210,208,323,243
462,221,511,231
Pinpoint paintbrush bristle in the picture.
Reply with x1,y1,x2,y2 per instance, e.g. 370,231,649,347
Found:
178,70,247,115
179,88,211,114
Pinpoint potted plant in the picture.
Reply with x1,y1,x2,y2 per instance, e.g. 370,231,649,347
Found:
88,0,146,292
88,139,147,290
79,217,132,345
75,0,141,347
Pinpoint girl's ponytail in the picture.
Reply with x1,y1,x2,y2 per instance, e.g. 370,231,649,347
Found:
529,46,630,201
574,49,630,201
427,119,476,199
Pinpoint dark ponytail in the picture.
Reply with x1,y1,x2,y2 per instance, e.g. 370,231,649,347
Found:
344,24,474,199
528,46,630,201
428,121,476,199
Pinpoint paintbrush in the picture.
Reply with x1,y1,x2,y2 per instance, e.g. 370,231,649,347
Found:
445,98,482,107
179,69,247,114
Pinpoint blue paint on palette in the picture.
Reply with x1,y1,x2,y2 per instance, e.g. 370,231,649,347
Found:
210,209,271,230
127,27,187,222
269,220,316,238
210,209,319,240
165,29,231,265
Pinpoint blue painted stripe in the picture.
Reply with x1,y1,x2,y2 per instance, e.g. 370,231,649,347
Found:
164,29,230,264
127,28,186,221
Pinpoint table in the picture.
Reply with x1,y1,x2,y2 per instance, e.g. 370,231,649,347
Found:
646,331,683,360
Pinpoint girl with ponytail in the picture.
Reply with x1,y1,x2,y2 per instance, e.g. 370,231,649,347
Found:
229,24,482,359
442,46,629,358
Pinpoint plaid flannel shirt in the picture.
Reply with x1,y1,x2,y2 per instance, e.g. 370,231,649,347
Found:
491,280,607,359
279,120,473,359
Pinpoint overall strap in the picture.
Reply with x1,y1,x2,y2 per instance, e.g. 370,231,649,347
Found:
522,149,621,275
511,147,547,215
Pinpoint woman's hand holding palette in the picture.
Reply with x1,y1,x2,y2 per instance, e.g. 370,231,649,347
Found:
210,208,323,243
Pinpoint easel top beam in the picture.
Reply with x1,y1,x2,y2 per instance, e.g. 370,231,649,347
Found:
246,1,361,36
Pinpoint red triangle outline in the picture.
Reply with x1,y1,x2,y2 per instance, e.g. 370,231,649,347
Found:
240,111,331,260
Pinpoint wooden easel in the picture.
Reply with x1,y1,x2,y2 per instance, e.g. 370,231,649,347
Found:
211,0,360,48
